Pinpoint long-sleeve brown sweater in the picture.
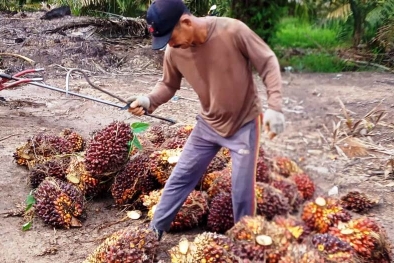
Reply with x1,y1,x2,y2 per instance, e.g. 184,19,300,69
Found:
146,16,283,137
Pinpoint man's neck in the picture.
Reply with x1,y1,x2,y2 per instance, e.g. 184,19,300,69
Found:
191,16,210,46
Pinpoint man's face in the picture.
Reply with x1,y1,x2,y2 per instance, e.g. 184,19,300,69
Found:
168,18,194,49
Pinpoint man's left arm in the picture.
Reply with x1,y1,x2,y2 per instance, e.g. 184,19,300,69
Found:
234,21,285,135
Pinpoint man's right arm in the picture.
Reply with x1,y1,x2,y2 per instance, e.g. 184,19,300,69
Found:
146,47,183,113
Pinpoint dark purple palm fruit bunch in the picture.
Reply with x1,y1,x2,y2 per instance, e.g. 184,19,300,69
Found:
34,177,85,228
59,128,85,152
111,151,160,206
256,146,271,183
29,157,71,188
207,192,235,234
29,133,74,157
84,121,132,179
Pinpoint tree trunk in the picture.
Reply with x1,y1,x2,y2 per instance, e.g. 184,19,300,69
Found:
349,0,364,47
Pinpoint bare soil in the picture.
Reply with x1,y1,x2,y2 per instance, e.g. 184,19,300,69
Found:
1,11,394,263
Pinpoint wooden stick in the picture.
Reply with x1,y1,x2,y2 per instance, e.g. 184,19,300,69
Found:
0,53,35,65
0,134,20,141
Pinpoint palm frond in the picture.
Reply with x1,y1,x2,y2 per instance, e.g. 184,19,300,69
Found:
327,3,351,20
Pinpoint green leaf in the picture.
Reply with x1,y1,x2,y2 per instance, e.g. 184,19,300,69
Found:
131,122,150,134
22,221,32,231
25,190,35,211
132,136,143,150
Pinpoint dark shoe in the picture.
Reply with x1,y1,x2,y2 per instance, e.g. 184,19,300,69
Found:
151,225,163,241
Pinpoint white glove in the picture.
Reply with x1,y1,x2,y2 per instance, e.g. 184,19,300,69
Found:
263,109,285,138
127,96,150,116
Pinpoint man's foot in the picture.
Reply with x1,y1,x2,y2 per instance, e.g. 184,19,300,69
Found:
151,225,163,241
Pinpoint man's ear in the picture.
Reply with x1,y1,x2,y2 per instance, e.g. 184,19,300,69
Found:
179,15,192,27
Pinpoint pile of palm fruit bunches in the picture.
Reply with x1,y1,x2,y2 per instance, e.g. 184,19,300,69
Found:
13,120,392,263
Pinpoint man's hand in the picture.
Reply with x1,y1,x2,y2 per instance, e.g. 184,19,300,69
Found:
263,109,285,139
127,96,150,116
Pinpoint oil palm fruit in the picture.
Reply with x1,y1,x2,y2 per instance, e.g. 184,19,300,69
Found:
311,233,356,262
149,148,182,185
84,121,132,179
340,191,379,213
270,176,303,212
206,167,232,199
301,196,351,233
169,232,239,263
271,156,303,177
34,177,85,228
111,151,160,206
291,173,315,200
207,192,234,233
255,182,290,220
83,226,159,263
60,128,85,152
29,156,70,188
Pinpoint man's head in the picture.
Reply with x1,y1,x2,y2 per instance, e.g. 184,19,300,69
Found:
146,0,196,50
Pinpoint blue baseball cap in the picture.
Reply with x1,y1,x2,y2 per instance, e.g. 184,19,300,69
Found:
146,0,189,50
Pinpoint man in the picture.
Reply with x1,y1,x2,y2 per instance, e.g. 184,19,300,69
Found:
128,0,285,241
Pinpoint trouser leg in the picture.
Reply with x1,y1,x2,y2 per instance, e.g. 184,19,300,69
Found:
219,114,262,223
151,118,221,232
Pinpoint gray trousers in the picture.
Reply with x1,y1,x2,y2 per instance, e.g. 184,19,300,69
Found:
151,114,262,232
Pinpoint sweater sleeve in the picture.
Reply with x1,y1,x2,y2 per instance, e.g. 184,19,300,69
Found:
146,47,183,113
234,21,283,112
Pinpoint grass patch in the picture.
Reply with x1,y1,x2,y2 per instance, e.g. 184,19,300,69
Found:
279,53,346,73
270,17,340,49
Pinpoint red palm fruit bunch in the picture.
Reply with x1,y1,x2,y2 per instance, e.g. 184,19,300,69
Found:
83,226,159,263
291,173,315,200
66,155,106,198
255,182,290,220
206,155,229,174
13,133,74,168
279,244,325,263
340,191,379,213
34,177,85,228
29,156,70,188
84,121,132,179
273,216,311,243
169,232,239,263
270,176,303,212
144,190,209,232
207,192,234,233
199,170,222,191
142,124,167,147
227,215,298,263
149,148,182,185
164,124,194,139
270,156,303,177
59,128,85,152
301,196,351,233
197,155,230,191
256,147,271,183
206,167,232,200
329,217,393,262
311,233,357,262
111,151,160,206
160,136,187,150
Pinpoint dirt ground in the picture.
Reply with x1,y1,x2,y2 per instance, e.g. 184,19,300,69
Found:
1,10,394,263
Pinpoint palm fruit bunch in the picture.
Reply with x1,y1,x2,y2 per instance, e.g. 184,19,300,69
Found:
255,182,290,220
161,136,187,149
149,148,182,185
340,191,379,213
59,128,85,152
111,151,160,206
199,170,222,191
279,244,324,263
142,189,163,219
301,196,351,233
207,192,234,233
206,155,229,174
34,177,85,228
169,232,239,263
311,233,356,262
256,147,271,183
291,173,315,200
66,155,106,198
270,176,303,212
273,216,311,243
206,167,232,199
144,190,209,232
164,124,194,139
83,226,159,263
29,156,70,188
143,124,167,147
329,217,392,261
84,121,132,178
13,133,74,168
271,156,303,178
227,215,298,262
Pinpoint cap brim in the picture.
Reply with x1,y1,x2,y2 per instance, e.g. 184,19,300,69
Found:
152,32,172,50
